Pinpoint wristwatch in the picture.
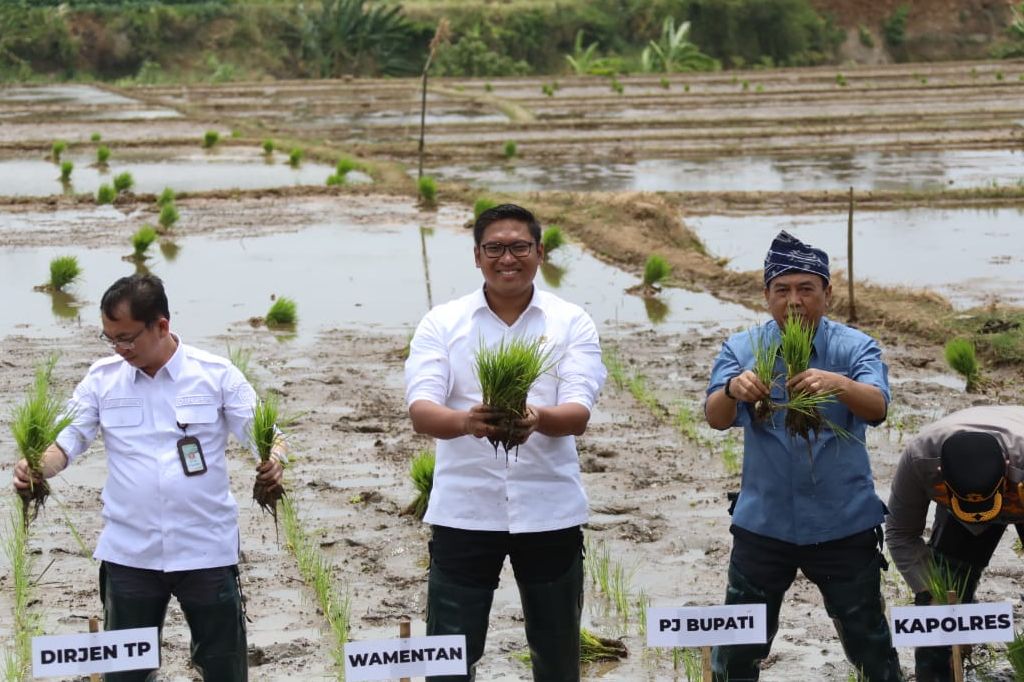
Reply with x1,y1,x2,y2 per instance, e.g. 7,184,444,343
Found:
724,376,738,400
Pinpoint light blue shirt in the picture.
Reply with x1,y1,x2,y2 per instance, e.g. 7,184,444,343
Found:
706,316,891,545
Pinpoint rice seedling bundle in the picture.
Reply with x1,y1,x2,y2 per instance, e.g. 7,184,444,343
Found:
288,148,303,168
59,161,73,182
473,197,497,220
1006,630,1024,679
474,335,552,461
780,308,836,442
96,145,111,165
580,629,628,663
131,225,157,257
945,338,981,392
325,173,345,186
10,357,74,522
642,254,671,288
90,132,102,143
417,175,437,205
541,226,565,253
96,183,115,205
113,171,134,194
924,555,969,605
503,140,517,158
48,256,80,291
157,187,175,208
262,139,275,154
158,203,179,230
51,140,67,162
404,450,435,520
248,395,284,524
336,157,357,176
266,297,298,327
749,329,781,422
202,130,220,149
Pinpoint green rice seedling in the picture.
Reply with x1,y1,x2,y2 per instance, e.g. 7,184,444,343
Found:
90,132,102,143
202,130,220,148
96,183,115,205
131,225,157,258
262,138,275,154
473,197,497,219
720,431,742,476
249,395,284,523
602,346,626,390
4,501,40,677
96,145,111,166
741,79,750,91
266,296,298,327
10,356,74,522
541,83,554,97
326,173,345,186
684,84,691,92
584,538,612,595
642,254,671,289
779,308,833,442
674,401,703,444
158,203,179,231
924,555,970,605
755,84,765,93
228,345,256,386
675,647,701,680
945,338,981,392
336,156,358,176
48,256,80,291
157,187,175,208
836,73,848,87
750,328,781,422
660,77,670,89
418,175,437,206
580,629,628,663
475,335,553,460
113,171,134,194
504,140,517,159
484,82,494,92
59,160,73,182
404,450,435,520
541,225,565,253
610,78,624,94
288,148,303,168
996,71,1005,81
51,139,67,162
1007,630,1024,679
627,372,668,420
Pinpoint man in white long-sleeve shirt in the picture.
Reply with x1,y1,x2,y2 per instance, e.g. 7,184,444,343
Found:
886,405,1024,682
12,274,284,682
405,203,606,681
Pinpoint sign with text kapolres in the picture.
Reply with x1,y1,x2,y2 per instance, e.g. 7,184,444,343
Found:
647,605,767,648
891,602,1015,647
32,627,159,678
344,634,467,681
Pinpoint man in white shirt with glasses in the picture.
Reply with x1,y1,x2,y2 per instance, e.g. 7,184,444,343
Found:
12,274,284,682
405,204,606,681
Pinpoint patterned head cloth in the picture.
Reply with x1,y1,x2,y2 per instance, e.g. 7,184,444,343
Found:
763,230,830,286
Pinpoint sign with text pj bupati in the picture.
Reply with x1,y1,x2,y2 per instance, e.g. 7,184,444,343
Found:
890,602,1015,647
344,634,466,681
32,627,159,678
647,605,767,648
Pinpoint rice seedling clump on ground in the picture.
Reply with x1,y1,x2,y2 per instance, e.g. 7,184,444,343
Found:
266,297,298,327
96,145,111,166
504,140,518,158
642,254,671,291
404,450,435,520
51,140,66,162
131,225,157,258
473,197,497,219
262,139,275,154
541,226,565,253
418,175,437,206
203,130,220,148
59,161,73,182
157,187,175,208
48,256,80,291
113,171,134,194
945,338,981,392
96,183,115,205
288,148,303,168
158,203,180,231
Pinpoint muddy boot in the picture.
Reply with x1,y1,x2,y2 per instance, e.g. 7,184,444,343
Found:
100,564,170,682
426,563,495,682
180,578,248,682
914,551,983,682
711,564,785,682
818,555,904,682
517,553,583,682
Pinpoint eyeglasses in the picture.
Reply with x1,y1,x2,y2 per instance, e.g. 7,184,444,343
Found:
99,325,148,351
480,241,534,259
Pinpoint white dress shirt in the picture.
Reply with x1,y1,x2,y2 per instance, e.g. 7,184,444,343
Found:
405,287,606,534
56,338,258,572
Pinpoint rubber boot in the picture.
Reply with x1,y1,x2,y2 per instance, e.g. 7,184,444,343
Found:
517,552,583,682
426,563,496,682
180,574,248,682
914,551,983,682
711,563,785,682
100,564,170,682
818,555,904,682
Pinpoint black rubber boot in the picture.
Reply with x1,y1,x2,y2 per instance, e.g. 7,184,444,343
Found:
426,563,496,682
818,555,904,682
914,551,983,682
179,571,248,682
711,563,785,682
517,552,583,682
100,564,170,682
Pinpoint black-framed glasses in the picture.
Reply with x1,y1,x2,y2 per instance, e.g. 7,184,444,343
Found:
99,325,149,351
480,241,534,259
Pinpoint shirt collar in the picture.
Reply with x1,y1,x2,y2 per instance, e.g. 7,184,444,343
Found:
473,285,542,319
129,333,184,382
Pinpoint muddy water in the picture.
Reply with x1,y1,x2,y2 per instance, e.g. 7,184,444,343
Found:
0,217,757,342
424,149,1024,193
0,84,138,106
688,208,1024,308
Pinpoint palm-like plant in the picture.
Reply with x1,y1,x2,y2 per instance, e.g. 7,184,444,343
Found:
641,18,718,73
565,30,600,75
306,0,418,77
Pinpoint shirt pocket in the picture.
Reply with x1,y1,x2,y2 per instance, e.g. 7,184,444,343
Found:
99,398,144,428
174,395,220,429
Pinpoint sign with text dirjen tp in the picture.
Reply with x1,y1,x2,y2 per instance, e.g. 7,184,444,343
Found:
344,634,467,681
891,602,1015,647
32,627,159,678
647,604,767,648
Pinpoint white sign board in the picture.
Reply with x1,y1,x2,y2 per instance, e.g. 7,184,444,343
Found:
32,627,159,678
647,605,767,648
344,634,467,681
891,602,1015,647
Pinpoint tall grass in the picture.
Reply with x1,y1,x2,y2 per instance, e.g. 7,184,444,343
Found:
96,145,111,166
404,450,435,520
203,130,220,148
249,396,284,523
266,297,298,327
96,183,115,205
473,197,497,219
59,160,73,182
541,225,565,253
642,254,671,288
945,338,981,392
475,335,552,459
418,175,437,205
131,225,157,258
113,171,134,194
51,139,67,162
158,203,180,231
48,256,80,291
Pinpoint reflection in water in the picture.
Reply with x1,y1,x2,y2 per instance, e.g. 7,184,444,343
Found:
159,240,181,262
133,260,152,276
643,296,670,324
540,261,566,288
48,290,80,320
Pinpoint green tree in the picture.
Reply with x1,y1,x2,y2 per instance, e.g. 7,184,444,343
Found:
641,18,718,73
303,0,419,77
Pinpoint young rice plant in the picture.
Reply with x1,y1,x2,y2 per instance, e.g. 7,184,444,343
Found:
158,203,180,231
504,140,518,158
157,187,175,208
336,156,358,176
925,555,970,605
48,255,80,291
51,140,67,162
945,338,981,392
473,197,497,220
266,297,298,327
59,160,73,182
262,139,275,154
90,132,102,143
131,225,157,258
96,183,115,205
203,130,220,149
580,629,628,663
749,328,781,422
288,148,303,168
418,175,437,206
96,145,111,166
1006,630,1024,679
541,225,565,253
780,308,838,445
249,395,284,525
642,254,671,289
404,450,435,520
113,171,134,194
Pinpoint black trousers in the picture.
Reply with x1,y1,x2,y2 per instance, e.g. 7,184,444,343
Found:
99,561,247,682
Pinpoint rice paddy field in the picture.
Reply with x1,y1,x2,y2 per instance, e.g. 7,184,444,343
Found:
1,60,1024,680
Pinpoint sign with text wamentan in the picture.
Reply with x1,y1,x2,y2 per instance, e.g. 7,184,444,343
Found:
344,634,466,681
647,604,767,648
890,602,1015,647
32,627,159,678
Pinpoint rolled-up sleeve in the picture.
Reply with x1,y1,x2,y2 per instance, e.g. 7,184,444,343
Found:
221,365,260,454
55,374,100,463
705,338,749,427
885,447,933,594
405,313,450,407
555,313,605,411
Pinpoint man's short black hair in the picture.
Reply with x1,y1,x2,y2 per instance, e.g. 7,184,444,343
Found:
472,203,542,245
101,274,170,325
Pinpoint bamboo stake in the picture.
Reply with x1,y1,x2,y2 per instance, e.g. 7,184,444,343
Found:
847,186,857,323
89,617,101,682
702,645,712,682
947,590,964,682
399,618,411,682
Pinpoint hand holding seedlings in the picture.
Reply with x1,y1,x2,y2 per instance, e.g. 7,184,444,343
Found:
726,370,771,403
463,403,507,439
507,405,540,447
786,368,847,397
256,454,285,488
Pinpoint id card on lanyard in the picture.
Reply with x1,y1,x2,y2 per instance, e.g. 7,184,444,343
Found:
176,422,208,476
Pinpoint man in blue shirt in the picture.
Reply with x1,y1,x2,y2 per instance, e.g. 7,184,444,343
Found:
704,231,903,681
